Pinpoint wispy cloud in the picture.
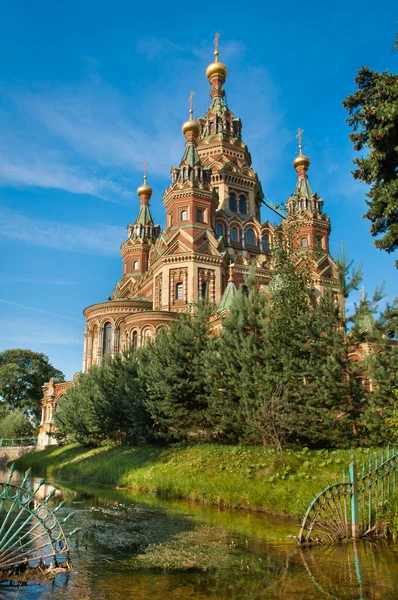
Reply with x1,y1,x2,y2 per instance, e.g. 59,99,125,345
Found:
0,299,83,323
0,317,81,346
0,206,124,255
2,276,77,285
0,36,286,203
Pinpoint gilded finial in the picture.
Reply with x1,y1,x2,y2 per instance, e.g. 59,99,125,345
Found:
228,260,234,282
214,33,220,61
137,161,153,199
293,127,310,171
206,33,228,82
182,91,200,137
296,128,304,155
188,91,194,120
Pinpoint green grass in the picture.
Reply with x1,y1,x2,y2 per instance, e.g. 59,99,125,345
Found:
13,443,387,517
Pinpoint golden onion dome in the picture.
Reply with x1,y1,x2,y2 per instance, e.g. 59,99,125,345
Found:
206,59,228,81
137,177,152,198
182,119,200,136
293,151,311,170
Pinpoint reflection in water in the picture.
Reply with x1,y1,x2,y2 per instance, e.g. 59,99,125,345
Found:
0,472,397,599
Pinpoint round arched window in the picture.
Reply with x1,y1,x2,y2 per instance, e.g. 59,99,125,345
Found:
175,282,183,301
239,195,247,214
301,238,308,248
231,227,238,242
229,193,236,212
246,228,256,246
262,234,270,250
103,322,112,355
216,223,223,237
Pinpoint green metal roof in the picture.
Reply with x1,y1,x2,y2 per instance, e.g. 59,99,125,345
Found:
217,280,237,313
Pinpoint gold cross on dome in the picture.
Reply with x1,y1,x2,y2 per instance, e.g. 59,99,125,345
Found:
228,260,233,280
296,128,304,153
143,161,148,183
214,33,220,59
188,91,194,118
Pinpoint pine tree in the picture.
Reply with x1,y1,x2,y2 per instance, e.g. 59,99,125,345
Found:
205,263,271,442
343,36,398,265
138,303,213,441
54,353,151,445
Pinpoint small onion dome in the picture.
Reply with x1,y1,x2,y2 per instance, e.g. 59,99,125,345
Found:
293,151,311,170
137,180,153,198
206,59,228,81
182,119,200,136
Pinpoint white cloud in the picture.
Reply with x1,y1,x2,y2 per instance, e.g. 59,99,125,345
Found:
0,299,83,323
3,276,77,285
0,206,124,256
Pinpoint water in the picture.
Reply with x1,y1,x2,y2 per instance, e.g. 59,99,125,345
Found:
1,472,398,599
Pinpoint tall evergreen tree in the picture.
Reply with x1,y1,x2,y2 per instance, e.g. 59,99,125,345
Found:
205,263,271,442
138,303,213,441
343,35,398,265
55,353,151,445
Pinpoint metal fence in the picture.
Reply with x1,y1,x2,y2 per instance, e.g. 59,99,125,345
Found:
0,438,37,448
298,448,398,545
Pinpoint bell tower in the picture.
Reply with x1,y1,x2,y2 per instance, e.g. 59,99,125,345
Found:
196,34,264,222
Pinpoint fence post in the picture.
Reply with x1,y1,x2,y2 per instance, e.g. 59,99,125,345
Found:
350,456,360,538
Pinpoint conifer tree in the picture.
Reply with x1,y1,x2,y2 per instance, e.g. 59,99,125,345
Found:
138,303,213,441
205,263,270,442
54,353,151,445
343,35,398,265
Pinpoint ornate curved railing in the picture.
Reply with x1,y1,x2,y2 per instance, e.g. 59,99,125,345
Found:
0,465,74,575
298,448,398,545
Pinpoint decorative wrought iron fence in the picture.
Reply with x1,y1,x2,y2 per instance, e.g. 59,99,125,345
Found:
0,438,37,448
0,464,75,574
298,448,398,545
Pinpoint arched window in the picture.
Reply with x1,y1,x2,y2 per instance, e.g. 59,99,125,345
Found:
229,192,236,212
133,260,139,270
181,210,188,221
91,324,98,365
201,282,208,299
242,285,249,297
246,228,256,246
239,195,247,214
216,223,223,237
175,282,183,300
132,331,138,354
301,238,308,248
262,234,270,250
143,329,152,346
231,227,238,242
103,322,112,356
196,209,204,222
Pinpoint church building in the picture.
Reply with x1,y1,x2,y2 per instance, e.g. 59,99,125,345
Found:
81,37,339,372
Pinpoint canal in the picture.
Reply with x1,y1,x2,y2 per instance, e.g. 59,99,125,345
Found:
1,472,398,599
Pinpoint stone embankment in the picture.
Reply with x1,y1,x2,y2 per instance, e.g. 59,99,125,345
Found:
0,446,36,467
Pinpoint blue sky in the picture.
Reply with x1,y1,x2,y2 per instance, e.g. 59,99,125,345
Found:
0,1,396,380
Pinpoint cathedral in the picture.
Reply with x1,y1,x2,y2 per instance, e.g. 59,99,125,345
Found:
81,37,338,372
38,37,341,446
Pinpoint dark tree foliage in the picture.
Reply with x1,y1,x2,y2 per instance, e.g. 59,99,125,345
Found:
0,349,64,421
204,263,271,442
364,297,398,442
343,39,398,265
138,303,214,441
54,353,152,446
0,409,34,439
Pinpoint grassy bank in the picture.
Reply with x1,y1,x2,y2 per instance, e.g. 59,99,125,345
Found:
14,443,386,517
